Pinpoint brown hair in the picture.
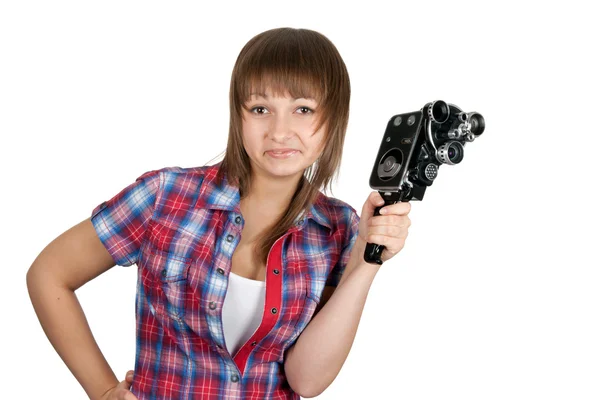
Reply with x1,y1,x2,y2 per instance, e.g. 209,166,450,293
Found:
215,27,351,266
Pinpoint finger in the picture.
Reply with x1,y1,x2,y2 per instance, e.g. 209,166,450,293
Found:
382,244,404,260
116,389,127,400
116,378,132,391
362,191,385,218
379,201,411,216
372,233,406,251
367,235,400,254
116,386,138,400
367,232,389,246
123,390,139,400
124,371,137,399
368,215,410,227
369,224,404,238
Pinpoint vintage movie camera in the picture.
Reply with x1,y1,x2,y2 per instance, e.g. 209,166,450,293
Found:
364,100,485,264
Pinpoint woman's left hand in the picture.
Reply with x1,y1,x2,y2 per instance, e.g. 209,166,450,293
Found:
352,191,412,264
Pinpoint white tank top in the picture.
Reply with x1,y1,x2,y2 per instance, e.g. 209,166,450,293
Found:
222,271,266,357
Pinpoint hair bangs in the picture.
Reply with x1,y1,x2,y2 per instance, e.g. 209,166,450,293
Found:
240,70,324,105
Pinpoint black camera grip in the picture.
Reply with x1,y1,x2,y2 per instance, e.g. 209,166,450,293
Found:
363,191,408,265
363,204,392,265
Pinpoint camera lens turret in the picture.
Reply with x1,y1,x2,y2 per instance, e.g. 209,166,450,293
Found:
436,141,464,165
467,112,485,136
427,100,450,124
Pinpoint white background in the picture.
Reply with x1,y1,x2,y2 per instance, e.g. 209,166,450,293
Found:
2,1,599,399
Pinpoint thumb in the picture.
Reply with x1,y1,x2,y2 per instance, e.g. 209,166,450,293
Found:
114,371,134,391
125,370,134,386
114,370,138,400
361,191,385,219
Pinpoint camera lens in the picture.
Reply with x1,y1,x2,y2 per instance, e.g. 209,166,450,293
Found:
468,112,485,136
428,100,450,124
435,141,464,165
448,142,462,163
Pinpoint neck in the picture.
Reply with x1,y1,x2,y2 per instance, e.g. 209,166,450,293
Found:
241,170,303,215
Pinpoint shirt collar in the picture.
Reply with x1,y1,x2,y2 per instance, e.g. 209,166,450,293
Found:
198,163,332,231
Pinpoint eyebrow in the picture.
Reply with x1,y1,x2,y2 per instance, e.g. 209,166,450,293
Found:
248,93,316,101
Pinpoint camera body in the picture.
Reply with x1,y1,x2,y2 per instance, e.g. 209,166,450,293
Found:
363,100,485,265
368,100,485,201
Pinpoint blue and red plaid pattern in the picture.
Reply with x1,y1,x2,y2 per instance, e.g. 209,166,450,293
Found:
90,162,360,399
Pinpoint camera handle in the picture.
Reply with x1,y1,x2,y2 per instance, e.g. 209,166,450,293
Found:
363,189,410,265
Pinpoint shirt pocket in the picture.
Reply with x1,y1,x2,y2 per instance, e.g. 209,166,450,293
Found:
303,249,331,304
289,251,331,338
304,272,328,305
292,268,328,337
140,221,194,320
146,217,200,258
264,255,330,364
148,246,192,283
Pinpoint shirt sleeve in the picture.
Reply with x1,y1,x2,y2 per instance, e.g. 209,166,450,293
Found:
325,206,360,287
90,169,162,267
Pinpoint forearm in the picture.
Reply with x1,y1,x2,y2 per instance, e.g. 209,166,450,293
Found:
284,257,381,397
27,268,119,400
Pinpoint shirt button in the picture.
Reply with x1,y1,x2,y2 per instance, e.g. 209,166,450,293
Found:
235,216,242,224
296,219,304,226
231,374,239,383
209,301,217,310
161,269,167,277
217,268,225,275
226,234,234,242
251,341,257,346
271,307,277,314
273,269,279,275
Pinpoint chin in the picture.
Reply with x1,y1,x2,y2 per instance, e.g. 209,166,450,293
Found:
261,158,308,179
265,166,305,179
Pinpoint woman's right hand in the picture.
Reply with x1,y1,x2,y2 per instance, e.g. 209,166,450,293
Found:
100,370,138,400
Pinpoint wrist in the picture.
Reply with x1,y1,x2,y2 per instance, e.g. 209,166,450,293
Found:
350,242,382,274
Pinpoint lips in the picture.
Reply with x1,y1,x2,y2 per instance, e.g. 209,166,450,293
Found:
266,149,299,158
267,148,298,153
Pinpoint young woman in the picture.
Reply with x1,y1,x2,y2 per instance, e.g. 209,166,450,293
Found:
27,27,412,400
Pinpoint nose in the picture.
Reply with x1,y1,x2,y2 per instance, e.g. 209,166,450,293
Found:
267,112,294,143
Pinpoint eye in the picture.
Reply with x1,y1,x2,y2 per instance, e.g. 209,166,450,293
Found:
250,106,268,115
296,106,314,115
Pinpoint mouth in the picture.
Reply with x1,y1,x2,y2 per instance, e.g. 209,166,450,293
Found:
266,149,300,158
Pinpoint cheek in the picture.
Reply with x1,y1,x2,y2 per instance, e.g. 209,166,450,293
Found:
242,123,262,153
310,133,326,156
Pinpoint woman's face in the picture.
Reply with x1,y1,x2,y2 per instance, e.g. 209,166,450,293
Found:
241,87,326,183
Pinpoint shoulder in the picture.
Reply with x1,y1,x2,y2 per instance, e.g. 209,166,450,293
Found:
313,192,360,232
144,164,216,179
136,164,220,188
135,163,237,212
318,193,356,211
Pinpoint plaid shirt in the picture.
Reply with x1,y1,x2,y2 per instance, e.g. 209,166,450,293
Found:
90,162,360,399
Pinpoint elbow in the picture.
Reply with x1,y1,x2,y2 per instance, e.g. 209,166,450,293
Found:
26,261,64,297
26,264,40,292
297,387,324,399
26,264,46,301
291,379,323,399
284,355,326,398
26,261,47,290
291,368,336,398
